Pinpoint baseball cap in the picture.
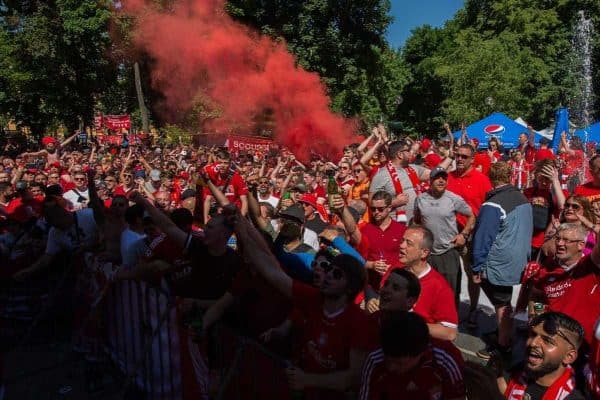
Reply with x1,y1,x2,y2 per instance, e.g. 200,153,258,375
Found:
278,204,305,224
149,169,161,182
180,188,197,201
298,193,317,208
424,153,442,169
134,170,146,179
429,167,448,180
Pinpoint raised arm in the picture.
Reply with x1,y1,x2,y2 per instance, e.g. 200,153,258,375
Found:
234,211,293,298
130,191,188,249
86,169,105,226
60,132,78,148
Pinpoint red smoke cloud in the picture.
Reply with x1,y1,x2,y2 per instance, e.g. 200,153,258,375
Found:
120,0,357,161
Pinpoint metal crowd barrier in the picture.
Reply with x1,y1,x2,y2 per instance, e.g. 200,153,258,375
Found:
104,279,182,399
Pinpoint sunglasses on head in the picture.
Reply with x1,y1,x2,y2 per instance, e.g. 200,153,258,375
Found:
530,315,577,349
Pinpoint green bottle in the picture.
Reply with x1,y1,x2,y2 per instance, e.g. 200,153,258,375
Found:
327,175,338,209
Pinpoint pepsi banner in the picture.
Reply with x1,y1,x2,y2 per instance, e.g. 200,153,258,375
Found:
453,112,545,149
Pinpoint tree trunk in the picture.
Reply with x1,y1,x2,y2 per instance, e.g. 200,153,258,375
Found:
134,62,149,133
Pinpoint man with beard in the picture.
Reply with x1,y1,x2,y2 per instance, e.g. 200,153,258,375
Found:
0,182,15,219
369,140,438,223
256,176,280,208
501,312,585,400
233,212,371,400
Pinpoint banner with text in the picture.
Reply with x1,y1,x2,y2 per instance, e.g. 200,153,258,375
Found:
226,134,274,154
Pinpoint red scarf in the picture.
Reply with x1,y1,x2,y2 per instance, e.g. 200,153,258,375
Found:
505,366,576,400
385,162,421,222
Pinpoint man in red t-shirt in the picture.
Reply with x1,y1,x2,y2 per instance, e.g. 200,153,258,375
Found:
202,150,248,221
381,225,458,341
446,144,492,324
529,223,600,346
235,213,371,400
574,154,600,203
536,137,556,162
359,312,465,400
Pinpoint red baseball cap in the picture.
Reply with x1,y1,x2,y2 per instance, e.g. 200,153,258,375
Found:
421,138,432,151
299,193,317,208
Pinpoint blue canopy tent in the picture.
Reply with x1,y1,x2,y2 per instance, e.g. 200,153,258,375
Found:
453,112,545,149
573,122,600,143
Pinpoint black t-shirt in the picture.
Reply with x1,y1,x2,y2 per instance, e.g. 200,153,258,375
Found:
525,382,585,400
186,235,242,300
304,214,327,235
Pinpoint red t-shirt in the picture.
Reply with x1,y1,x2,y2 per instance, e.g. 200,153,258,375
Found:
532,256,600,345
359,340,466,400
360,221,406,291
308,184,326,201
381,265,458,328
536,148,555,161
447,167,492,228
202,169,248,207
291,280,373,399
473,152,492,175
113,184,134,197
574,182,600,204
228,268,291,337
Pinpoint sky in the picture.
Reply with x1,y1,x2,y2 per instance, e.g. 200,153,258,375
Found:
386,0,464,49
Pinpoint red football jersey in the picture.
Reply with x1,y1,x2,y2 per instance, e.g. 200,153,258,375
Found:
359,339,465,400
533,256,600,345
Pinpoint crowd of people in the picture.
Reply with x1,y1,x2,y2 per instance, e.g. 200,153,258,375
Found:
0,123,599,400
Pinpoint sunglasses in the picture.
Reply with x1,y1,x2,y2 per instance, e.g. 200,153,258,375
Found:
311,260,345,280
123,174,133,178
456,154,471,159
370,206,388,212
353,169,363,173
530,316,577,349
564,203,581,210
74,177,86,181
258,180,269,184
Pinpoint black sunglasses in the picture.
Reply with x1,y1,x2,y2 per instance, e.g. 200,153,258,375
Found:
456,154,471,159
530,315,577,349
311,260,345,280
564,203,581,210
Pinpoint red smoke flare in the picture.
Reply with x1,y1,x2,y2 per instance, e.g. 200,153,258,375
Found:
120,0,357,161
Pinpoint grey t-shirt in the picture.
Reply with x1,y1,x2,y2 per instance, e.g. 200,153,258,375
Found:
414,190,472,255
369,163,428,222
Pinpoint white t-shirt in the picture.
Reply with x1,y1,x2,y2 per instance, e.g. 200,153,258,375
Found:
63,187,90,211
120,228,148,269
45,208,98,256
257,194,280,208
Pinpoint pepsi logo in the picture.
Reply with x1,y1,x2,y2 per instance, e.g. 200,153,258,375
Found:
484,124,505,135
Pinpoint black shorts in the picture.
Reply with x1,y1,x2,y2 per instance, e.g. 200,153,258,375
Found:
481,279,513,308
